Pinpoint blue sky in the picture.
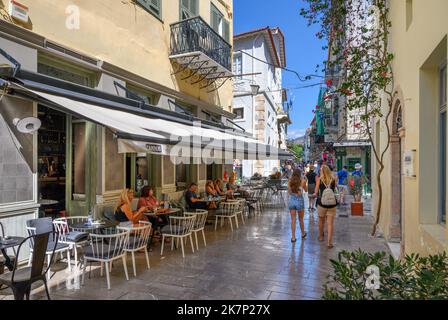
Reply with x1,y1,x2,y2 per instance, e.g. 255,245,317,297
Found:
233,0,327,139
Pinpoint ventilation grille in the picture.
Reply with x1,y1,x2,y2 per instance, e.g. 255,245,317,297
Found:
45,40,98,66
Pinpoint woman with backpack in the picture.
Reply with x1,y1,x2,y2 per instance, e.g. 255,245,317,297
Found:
288,169,308,243
313,165,338,249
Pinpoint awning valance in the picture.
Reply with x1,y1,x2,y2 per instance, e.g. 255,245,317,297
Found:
6,82,292,161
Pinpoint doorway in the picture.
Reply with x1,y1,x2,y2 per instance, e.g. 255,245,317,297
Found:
390,102,403,242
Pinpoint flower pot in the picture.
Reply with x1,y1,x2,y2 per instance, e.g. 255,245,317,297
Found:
351,202,364,216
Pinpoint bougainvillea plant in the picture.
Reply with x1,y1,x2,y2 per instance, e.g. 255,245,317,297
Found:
300,0,395,236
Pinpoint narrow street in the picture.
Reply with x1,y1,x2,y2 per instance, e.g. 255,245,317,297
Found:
7,197,388,301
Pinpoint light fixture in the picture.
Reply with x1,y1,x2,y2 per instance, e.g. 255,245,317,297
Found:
250,84,260,96
12,117,41,134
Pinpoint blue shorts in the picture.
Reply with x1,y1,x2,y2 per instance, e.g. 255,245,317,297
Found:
288,194,305,211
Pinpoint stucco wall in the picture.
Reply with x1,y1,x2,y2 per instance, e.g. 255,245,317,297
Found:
0,0,233,110
374,0,448,256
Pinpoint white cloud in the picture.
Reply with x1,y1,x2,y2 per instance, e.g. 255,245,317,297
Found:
287,128,306,139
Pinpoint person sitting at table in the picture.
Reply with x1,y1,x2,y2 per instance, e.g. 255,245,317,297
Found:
226,176,238,199
214,179,226,196
115,189,149,225
185,183,207,210
205,181,218,209
137,186,168,227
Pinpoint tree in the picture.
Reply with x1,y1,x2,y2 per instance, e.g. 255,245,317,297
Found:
288,142,304,161
300,0,394,236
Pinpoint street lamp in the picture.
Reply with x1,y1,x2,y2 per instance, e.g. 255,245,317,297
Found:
250,84,260,96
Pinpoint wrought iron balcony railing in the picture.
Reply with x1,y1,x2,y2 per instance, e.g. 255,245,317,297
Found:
170,16,231,72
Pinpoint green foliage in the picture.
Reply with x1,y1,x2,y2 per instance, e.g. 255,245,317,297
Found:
323,249,448,300
289,143,304,161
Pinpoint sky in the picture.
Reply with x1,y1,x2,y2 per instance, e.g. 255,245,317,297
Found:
233,0,327,140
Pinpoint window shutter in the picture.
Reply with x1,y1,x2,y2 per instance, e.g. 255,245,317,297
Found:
211,8,220,33
223,19,230,42
136,0,161,18
180,0,198,20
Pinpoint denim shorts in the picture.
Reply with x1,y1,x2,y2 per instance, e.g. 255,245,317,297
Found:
288,194,305,211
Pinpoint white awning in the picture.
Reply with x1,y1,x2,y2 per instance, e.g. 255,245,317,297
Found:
14,87,291,161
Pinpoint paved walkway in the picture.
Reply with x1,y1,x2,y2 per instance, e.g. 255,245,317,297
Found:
1,196,389,300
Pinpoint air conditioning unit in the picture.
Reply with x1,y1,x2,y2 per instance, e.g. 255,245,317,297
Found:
8,0,29,23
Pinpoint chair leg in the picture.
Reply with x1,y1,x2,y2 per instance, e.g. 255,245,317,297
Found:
194,232,199,251
214,216,218,230
160,235,165,256
235,215,239,229
131,251,136,277
229,218,233,232
25,286,31,300
180,237,185,258
100,262,104,277
171,236,175,251
189,234,195,253
122,255,129,281
74,246,78,269
82,259,87,285
67,249,71,272
105,261,111,290
28,253,32,266
144,248,150,270
47,255,51,281
201,229,206,247
43,279,51,300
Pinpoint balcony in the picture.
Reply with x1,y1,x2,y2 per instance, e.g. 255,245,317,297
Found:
169,16,232,83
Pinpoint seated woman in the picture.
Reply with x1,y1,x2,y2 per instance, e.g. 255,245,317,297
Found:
213,179,225,196
137,186,168,227
205,181,218,209
185,183,207,210
114,189,149,226
225,176,238,199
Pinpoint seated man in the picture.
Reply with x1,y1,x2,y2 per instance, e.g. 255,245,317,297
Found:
185,183,207,210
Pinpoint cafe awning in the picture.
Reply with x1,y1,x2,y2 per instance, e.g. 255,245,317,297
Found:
6,81,292,161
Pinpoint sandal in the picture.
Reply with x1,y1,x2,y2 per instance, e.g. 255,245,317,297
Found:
301,232,307,240
291,238,297,243
327,243,334,249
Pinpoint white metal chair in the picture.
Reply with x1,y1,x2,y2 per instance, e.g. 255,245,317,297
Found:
53,217,90,269
226,199,246,225
214,201,239,231
117,221,152,277
81,229,130,290
184,210,208,250
160,215,195,258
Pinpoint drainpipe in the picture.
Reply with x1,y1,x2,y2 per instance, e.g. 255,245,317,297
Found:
251,33,262,176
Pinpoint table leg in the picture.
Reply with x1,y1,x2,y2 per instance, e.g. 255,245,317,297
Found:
1,249,14,271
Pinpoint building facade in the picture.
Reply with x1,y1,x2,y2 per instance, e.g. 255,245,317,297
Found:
0,0,238,238
374,0,447,256
232,27,289,178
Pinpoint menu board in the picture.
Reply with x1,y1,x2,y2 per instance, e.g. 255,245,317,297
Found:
403,150,417,178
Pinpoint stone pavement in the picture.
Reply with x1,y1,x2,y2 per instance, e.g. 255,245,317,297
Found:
0,196,389,300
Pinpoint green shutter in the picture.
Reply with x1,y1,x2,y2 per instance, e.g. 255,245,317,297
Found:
136,0,161,18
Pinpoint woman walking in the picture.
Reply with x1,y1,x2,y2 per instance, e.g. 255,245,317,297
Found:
313,165,338,249
306,165,317,212
288,169,308,243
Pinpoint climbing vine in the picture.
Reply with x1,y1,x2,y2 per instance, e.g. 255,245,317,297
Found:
300,0,395,236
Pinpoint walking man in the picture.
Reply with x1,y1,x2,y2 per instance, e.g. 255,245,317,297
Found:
337,166,349,205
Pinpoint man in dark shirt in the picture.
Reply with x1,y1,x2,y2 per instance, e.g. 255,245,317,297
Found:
185,183,207,210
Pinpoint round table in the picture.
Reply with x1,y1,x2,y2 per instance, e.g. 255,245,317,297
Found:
144,208,181,217
39,199,59,206
0,236,25,271
69,221,118,232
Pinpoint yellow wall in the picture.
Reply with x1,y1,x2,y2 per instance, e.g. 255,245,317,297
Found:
0,0,233,110
374,0,447,256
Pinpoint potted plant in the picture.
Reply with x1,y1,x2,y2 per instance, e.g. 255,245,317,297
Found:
349,164,365,216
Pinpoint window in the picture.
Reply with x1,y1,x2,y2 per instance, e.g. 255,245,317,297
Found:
126,84,159,106
180,0,198,20
440,63,447,224
233,107,244,120
136,0,162,19
406,0,413,31
233,52,242,79
211,3,230,43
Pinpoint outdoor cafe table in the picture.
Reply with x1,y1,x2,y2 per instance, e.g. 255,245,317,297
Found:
69,220,118,233
0,237,24,271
